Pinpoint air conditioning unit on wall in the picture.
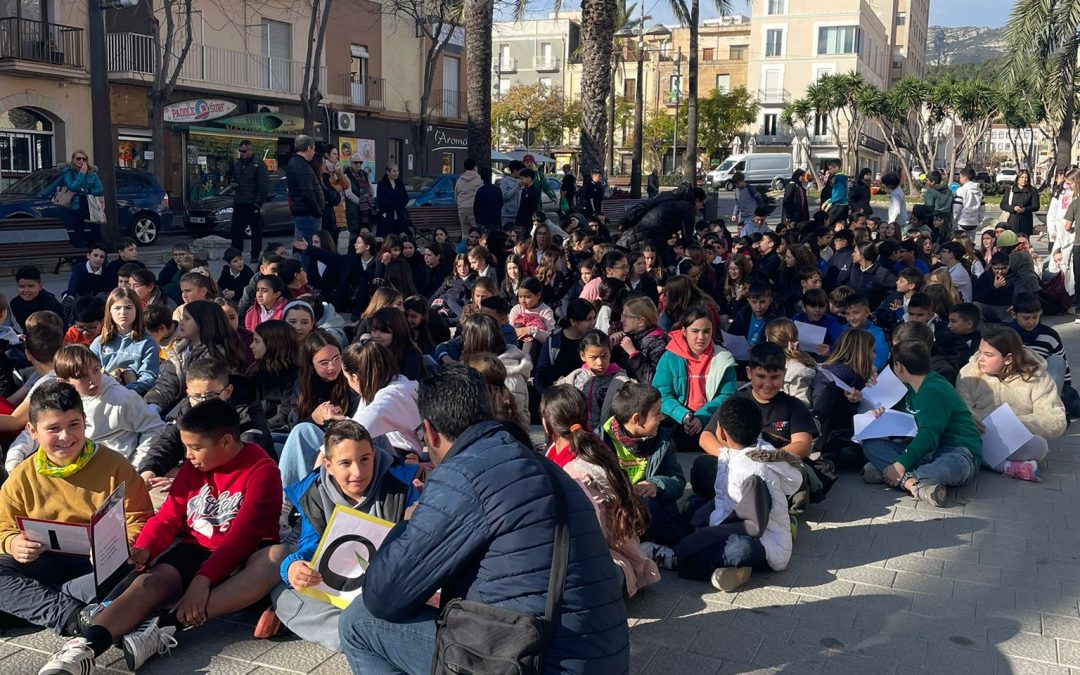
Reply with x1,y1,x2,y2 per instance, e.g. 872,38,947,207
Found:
333,112,355,132
257,104,279,113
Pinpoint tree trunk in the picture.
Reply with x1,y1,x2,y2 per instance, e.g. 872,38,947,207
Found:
580,0,616,184
683,0,698,184
465,0,493,167
607,54,616,175
1057,92,1074,173
301,0,332,136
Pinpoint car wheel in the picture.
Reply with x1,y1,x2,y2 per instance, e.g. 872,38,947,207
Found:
771,177,787,191
724,181,734,191
133,213,159,245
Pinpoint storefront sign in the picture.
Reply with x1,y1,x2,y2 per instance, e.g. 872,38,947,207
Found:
430,127,468,152
163,99,237,124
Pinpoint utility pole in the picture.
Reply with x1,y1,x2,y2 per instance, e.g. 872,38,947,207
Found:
671,47,681,177
630,4,644,199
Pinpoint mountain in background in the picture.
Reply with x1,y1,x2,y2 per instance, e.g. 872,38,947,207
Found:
926,25,1006,66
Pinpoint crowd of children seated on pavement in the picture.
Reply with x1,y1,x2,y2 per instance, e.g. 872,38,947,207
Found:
0,170,1074,674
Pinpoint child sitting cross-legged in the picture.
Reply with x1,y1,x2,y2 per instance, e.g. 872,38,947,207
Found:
557,329,630,430
0,382,153,638
5,345,166,473
540,384,660,597
673,396,802,592
861,339,982,508
40,399,284,674
263,419,420,651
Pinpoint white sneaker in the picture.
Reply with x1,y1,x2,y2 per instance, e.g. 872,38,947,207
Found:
639,541,677,570
710,566,752,592
38,637,95,674
122,617,178,671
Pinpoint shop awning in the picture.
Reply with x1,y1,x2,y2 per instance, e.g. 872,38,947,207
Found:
504,150,555,163
210,113,311,135
492,151,514,161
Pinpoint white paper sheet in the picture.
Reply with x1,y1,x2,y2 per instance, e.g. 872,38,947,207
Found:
299,505,395,609
18,518,90,555
852,410,918,442
720,331,751,361
857,366,908,412
91,484,129,588
793,321,828,353
980,403,1035,468
819,367,855,394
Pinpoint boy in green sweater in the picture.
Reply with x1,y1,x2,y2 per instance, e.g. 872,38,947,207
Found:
861,339,982,507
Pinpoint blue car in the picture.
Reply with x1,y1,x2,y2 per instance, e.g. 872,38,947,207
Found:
0,167,173,245
405,174,458,207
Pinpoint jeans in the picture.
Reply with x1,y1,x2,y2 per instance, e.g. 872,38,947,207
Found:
673,523,770,580
987,436,1049,473
68,200,100,250
862,439,978,488
279,422,324,489
231,203,264,259
339,596,438,675
0,553,96,634
1046,355,1067,396
293,215,321,267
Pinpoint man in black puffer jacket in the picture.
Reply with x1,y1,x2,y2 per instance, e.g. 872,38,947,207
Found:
284,134,324,252
340,365,629,675
617,183,705,251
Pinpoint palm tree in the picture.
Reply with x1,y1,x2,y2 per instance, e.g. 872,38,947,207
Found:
663,0,733,184
579,0,618,185
780,98,823,189
1005,0,1080,171
464,0,493,167
805,72,874,171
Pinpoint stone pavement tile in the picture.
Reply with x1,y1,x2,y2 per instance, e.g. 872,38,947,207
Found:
1038,559,1080,582
943,559,1003,586
626,587,683,622
310,653,351,674
136,652,257,674
915,617,989,649
885,554,945,576
5,626,66,653
952,579,1016,609
251,638,336,673
973,532,1030,554
786,614,861,653
786,577,855,599
834,566,896,589
629,641,659,675
921,543,982,563
686,622,763,664
667,595,738,622
726,606,799,637
911,593,977,622
999,656,1072,675
923,640,1004,673
891,570,956,596
0,648,51,672
979,547,1039,572
1056,638,1080,668
989,627,1060,664
1043,616,1080,642
640,648,724,674
750,638,827,673
629,617,700,649
822,650,896,675
1016,590,1080,619
715,661,778,675
180,620,278,663
731,586,802,612
976,607,1043,634
996,519,1050,541
851,632,929,663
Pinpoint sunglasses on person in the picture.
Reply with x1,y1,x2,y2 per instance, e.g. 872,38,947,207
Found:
74,156,87,162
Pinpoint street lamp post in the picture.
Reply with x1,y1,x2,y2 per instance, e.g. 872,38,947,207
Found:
630,25,644,198
671,49,681,177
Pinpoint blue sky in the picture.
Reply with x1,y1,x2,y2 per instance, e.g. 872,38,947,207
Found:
509,0,1011,30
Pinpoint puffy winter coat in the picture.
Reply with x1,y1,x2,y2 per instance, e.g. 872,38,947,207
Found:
362,420,630,674
500,346,533,430
652,336,738,427
616,192,697,251
956,351,1067,441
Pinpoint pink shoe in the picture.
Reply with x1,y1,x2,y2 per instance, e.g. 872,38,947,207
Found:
1003,460,1042,482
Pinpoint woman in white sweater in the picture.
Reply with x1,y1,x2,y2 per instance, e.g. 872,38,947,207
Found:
956,325,1067,482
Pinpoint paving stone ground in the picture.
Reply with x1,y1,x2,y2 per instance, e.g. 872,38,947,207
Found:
1,270,1079,673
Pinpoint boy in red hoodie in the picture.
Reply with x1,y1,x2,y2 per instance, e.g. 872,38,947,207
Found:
41,399,284,674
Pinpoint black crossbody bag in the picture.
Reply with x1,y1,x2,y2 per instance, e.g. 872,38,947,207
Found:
431,457,570,675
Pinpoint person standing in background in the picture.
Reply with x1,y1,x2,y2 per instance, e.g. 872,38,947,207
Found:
647,168,660,199
560,164,577,214
229,140,270,264
454,158,482,239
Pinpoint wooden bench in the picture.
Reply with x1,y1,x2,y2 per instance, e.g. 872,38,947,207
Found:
0,217,85,274
406,206,461,243
601,198,648,223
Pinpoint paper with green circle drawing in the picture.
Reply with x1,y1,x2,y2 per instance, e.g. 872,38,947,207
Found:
296,505,395,609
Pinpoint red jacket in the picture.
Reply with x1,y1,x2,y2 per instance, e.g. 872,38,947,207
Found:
135,443,281,585
243,296,286,332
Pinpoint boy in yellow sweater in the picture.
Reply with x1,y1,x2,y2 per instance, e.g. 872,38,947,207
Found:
0,381,153,635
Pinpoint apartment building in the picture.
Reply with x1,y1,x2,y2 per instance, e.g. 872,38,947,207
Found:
886,0,930,85
492,15,580,96
0,1,92,188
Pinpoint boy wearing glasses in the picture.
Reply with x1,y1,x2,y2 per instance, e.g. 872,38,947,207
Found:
136,358,273,492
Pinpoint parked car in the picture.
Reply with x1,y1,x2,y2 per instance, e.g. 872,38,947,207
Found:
975,171,992,183
0,167,172,245
406,173,563,214
185,175,293,237
705,153,793,192
996,167,1018,183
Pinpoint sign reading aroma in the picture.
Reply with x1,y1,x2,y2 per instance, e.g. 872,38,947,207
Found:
430,127,467,152
163,99,237,124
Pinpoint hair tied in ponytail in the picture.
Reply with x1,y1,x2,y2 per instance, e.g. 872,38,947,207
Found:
569,424,583,433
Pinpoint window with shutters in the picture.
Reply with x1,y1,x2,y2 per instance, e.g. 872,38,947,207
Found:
261,19,291,92
765,29,783,57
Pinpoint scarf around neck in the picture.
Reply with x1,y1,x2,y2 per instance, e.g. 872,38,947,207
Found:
34,440,96,478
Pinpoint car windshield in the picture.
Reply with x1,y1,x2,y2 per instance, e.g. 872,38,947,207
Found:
716,160,735,172
405,176,438,194
3,171,59,196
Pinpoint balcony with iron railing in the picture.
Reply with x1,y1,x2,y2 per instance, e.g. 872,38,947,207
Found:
106,33,325,98
0,17,84,76
431,88,465,120
533,55,560,71
340,74,385,110
495,57,517,74
758,88,790,104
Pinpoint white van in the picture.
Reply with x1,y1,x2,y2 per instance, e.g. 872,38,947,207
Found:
706,153,794,192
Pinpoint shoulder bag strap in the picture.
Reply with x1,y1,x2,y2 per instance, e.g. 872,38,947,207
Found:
536,457,570,626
